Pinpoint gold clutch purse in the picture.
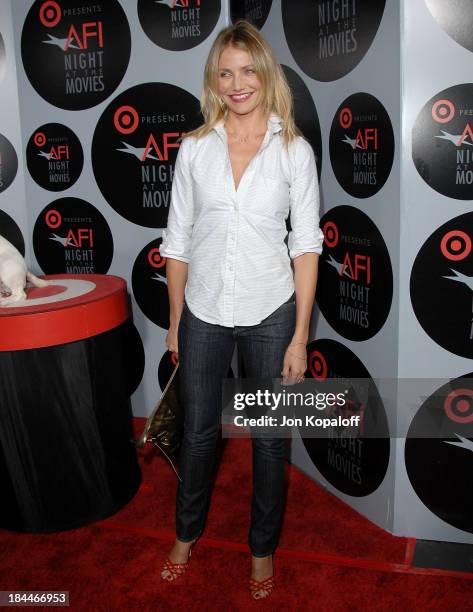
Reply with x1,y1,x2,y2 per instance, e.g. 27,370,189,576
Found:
135,362,183,481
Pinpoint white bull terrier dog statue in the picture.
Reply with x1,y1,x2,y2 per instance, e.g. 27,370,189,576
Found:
0,234,48,306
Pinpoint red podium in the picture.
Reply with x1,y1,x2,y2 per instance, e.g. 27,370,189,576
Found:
0,275,141,533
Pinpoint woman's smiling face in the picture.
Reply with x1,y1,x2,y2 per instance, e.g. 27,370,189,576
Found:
217,45,263,117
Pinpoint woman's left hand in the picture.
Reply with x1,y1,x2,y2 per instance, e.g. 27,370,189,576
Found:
281,343,307,385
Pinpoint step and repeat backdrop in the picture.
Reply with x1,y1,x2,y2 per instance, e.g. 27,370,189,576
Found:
4,0,227,419
1,0,471,542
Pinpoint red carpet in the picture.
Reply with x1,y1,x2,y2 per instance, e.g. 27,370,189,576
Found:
0,418,472,611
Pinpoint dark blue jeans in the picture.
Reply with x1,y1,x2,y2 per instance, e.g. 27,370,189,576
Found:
176,295,296,557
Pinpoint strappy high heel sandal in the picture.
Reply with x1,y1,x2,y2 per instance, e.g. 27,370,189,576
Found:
249,575,275,599
160,539,197,582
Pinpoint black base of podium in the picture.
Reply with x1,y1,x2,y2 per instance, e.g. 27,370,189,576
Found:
0,322,141,533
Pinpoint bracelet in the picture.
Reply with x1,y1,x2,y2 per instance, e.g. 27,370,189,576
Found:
286,349,307,361
289,341,307,347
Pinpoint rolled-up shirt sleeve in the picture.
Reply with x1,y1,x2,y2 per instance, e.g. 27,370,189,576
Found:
287,138,324,259
160,136,194,264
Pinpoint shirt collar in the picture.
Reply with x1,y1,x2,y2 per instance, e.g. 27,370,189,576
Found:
213,113,283,138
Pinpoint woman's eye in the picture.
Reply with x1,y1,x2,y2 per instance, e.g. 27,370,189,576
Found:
246,68,255,74
219,72,230,78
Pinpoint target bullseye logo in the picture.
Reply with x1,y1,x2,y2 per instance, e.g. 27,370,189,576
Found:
317,206,393,341
425,0,473,54
432,99,455,124
330,93,395,198
440,230,471,261
45,209,62,229
39,0,61,27
322,221,339,248
0,210,25,256
282,0,385,81
132,237,169,329
308,350,327,381
340,107,353,129
444,388,473,424
92,83,201,229
114,106,139,135
281,65,322,180
138,0,220,51
412,84,473,200
301,339,389,497
33,132,46,147
148,247,166,269
231,0,273,30
410,213,473,359
22,0,131,110
405,374,473,533
0,133,18,194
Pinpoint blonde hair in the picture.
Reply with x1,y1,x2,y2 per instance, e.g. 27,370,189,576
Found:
187,20,300,147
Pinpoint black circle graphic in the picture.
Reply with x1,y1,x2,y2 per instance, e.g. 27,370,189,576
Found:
21,0,131,110
230,0,273,29
0,32,6,83
26,123,83,191
138,0,220,51
405,374,473,533
0,133,18,194
281,64,322,180
425,0,473,54
132,237,169,329
330,93,394,198
92,83,202,229
301,339,390,497
32,197,113,274
317,206,393,341
282,0,386,82
410,212,473,359
123,322,146,396
413,84,473,200
0,210,25,256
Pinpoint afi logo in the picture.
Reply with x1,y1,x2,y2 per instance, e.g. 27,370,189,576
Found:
65,22,103,50
65,228,94,248
48,145,69,160
341,253,371,284
142,133,183,162
354,128,378,150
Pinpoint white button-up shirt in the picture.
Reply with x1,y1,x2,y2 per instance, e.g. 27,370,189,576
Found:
160,114,324,327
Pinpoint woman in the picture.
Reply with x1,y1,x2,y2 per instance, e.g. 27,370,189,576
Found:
159,20,323,599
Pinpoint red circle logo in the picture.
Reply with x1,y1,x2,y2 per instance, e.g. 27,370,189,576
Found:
440,230,472,261
323,221,339,248
308,350,327,381
113,105,139,135
33,132,46,147
147,247,166,269
39,1,61,28
339,107,352,129
45,209,62,229
432,99,455,124
444,388,473,424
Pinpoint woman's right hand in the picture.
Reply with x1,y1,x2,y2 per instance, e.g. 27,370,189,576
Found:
165,325,179,360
